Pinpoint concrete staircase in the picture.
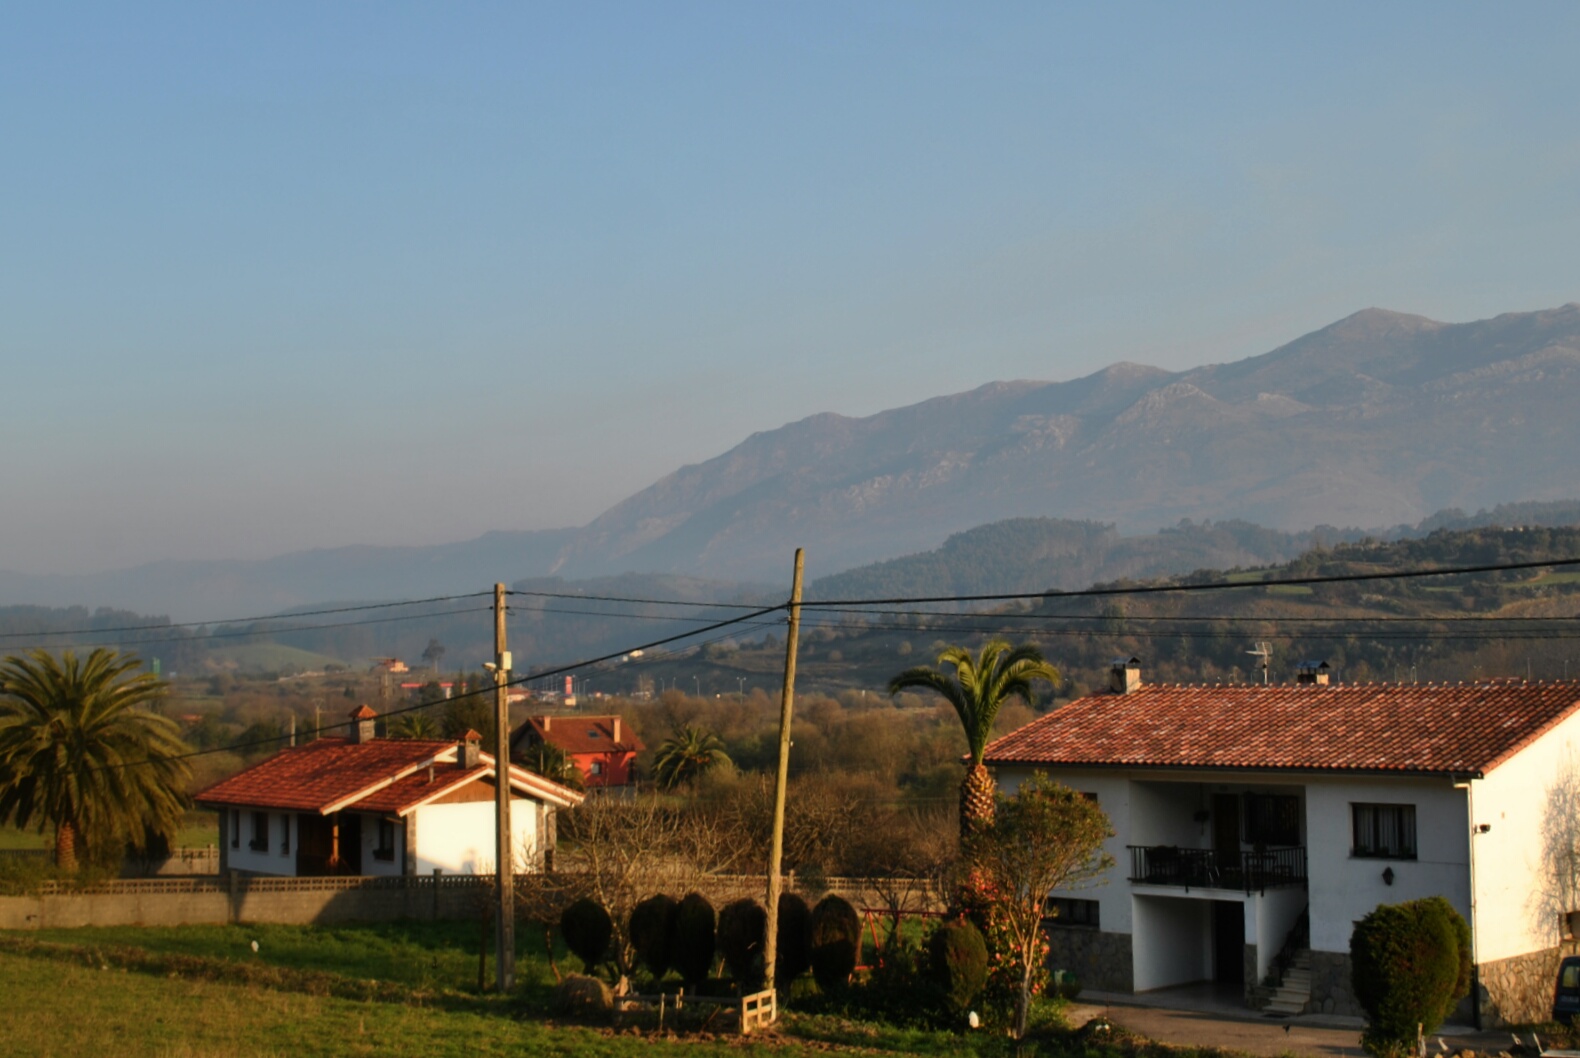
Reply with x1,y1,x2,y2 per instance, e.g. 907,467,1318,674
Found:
1264,950,1312,1016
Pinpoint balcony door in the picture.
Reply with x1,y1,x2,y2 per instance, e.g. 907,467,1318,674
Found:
1212,794,1240,874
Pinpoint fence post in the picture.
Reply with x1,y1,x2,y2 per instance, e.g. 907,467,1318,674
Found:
433,868,442,921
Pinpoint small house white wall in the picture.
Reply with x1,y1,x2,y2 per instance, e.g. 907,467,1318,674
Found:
412,798,540,876
1133,895,1212,991
356,813,404,878
1250,886,1307,981
1304,775,1469,953
221,809,298,876
1129,781,1207,848
1472,706,1580,962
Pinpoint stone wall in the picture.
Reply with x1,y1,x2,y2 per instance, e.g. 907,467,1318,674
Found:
1479,942,1579,1027
1046,927,1133,992
1309,949,1365,1017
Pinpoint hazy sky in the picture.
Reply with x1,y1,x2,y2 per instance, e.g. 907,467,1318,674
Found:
5,3,1579,575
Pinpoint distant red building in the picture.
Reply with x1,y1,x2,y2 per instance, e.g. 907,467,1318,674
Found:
510,714,644,789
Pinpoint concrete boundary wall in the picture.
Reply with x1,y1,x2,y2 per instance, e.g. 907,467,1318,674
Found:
0,874,937,931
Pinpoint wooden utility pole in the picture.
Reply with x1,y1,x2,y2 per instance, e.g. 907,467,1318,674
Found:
763,548,804,996
493,583,515,991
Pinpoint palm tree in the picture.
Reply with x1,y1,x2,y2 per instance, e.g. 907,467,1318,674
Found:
651,725,732,791
518,740,584,790
888,640,1060,837
0,649,191,872
390,710,441,739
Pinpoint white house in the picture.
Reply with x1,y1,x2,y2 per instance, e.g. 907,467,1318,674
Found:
983,658,1580,1026
196,705,583,877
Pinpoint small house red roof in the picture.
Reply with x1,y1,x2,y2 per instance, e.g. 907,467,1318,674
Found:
982,680,1580,778
514,715,644,756
195,738,583,815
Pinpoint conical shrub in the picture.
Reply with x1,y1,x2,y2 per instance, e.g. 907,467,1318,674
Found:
560,897,613,973
629,894,679,978
672,891,716,988
927,918,988,1014
775,892,813,984
809,894,860,993
718,897,768,990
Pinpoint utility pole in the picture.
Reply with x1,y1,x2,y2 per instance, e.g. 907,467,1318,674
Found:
491,583,515,991
763,548,804,1000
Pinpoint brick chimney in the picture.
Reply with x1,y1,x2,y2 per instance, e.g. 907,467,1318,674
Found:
1295,660,1331,686
350,705,378,744
461,729,482,769
611,716,622,743
1108,657,1142,695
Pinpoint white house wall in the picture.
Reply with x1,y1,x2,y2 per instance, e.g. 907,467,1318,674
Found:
1303,775,1470,953
357,813,404,878
412,798,539,876
1250,886,1307,981
222,810,298,876
1471,706,1580,962
1132,895,1212,991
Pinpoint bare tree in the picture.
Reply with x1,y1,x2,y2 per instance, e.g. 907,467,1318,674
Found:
1532,751,1580,945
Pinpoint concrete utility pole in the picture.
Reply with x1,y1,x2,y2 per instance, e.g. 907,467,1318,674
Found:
763,548,805,997
492,583,515,991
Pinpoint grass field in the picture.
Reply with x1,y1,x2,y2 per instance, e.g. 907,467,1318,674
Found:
0,922,1039,1058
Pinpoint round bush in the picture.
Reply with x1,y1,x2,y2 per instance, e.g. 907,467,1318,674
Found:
809,894,861,993
553,973,613,1018
560,897,613,973
672,891,717,988
927,918,989,1014
629,894,678,978
718,897,768,990
775,892,813,984
1351,896,1472,1056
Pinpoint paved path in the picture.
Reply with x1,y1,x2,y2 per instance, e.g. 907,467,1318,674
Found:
1070,993,1515,1058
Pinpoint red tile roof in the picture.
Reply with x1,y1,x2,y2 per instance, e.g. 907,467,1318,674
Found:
194,738,584,814
516,715,644,756
981,681,1580,777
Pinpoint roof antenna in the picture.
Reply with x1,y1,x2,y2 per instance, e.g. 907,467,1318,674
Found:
1247,642,1272,685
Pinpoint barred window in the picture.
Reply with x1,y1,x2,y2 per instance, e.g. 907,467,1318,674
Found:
1244,794,1300,846
374,818,397,862
1352,803,1416,859
1045,897,1100,929
250,811,269,853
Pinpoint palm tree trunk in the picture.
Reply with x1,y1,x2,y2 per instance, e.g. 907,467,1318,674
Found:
960,762,997,839
54,819,79,873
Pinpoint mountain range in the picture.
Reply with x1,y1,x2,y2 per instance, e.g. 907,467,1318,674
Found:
5,302,1580,620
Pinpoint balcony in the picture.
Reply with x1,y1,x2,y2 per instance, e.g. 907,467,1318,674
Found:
1127,845,1307,895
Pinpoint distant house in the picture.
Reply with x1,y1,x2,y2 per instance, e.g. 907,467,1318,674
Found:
510,714,645,789
196,705,583,877
983,658,1580,1026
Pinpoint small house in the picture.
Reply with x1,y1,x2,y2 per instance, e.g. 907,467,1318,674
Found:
511,714,644,788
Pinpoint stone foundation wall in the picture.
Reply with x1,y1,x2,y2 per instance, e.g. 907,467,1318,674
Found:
1309,949,1365,1017
1479,943,1580,1027
1046,927,1133,993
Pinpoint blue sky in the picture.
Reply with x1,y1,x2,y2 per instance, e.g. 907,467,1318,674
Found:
4,3,1579,574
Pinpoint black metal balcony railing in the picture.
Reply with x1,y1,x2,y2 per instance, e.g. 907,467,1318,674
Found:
1127,845,1307,894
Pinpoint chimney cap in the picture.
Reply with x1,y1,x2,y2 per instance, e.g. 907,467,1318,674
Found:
350,704,379,720
1296,660,1330,671
1110,656,1141,667
462,729,482,741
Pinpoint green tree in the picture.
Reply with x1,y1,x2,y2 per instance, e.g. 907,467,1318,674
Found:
965,773,1113,1038
651,725,732,790
1350,896,1472,1057
519,740,584,789
888,640,1060,836
0,649,192,872
390,710,441,740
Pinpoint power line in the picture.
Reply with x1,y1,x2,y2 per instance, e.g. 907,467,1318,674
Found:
5,605,495,650
508,589,765,609
0,592,493,642
803,605,1580,624
801,555,1580,607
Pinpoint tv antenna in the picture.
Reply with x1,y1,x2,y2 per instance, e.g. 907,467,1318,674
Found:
1247,642,1272,685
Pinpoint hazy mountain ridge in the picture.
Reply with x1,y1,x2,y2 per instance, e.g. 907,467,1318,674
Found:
552,303,1580,580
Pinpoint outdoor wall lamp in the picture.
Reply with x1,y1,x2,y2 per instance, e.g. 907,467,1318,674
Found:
1477,823,1492,834
1382,866,1395,886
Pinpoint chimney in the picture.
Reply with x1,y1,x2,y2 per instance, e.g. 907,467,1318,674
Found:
611,716,622,743
540,715,550,731
461,729,482,769
1108,656,1142,695
350,705,379,744
1296,660,1331,686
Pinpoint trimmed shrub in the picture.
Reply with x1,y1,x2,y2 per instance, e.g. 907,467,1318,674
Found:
553,973,613,1017
560,897,613,973
629,894,678,978
775,892,813,984
927,918,989,1015
718,897,768,990
809,894,861,993
672,891,717,988
1351,896,1472,1057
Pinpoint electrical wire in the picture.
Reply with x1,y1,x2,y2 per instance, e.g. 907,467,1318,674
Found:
4,606,495,651
508,589,766,609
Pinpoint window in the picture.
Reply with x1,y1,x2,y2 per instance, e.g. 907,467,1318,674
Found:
231,810,240,849
1045,897,1100,929
1352,803,1416,859
1244,794,1301,846
281,815,290,857
374,818,397,862
1080,791,1099,803
249,811,269,852
590,760,605,776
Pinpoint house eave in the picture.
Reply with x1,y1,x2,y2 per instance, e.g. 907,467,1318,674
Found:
984,759,1487,781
